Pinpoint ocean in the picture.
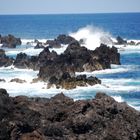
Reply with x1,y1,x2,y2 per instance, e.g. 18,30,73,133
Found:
0,13,140,110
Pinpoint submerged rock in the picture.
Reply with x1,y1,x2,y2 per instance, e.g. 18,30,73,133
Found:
128,40,136,45
10,78,27,83
0,89,140,140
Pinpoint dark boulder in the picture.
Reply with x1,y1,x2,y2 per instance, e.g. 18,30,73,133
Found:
39,64,75,82
46,39,61,48
14,53,40,70
0,79,6,82
128,40,136,45
46,34,76,48
0,49,13,67
38,47,58,64
48,74,101,89
0,34,21,48
14,48,58,70
93,44,121,65
0,89,12,121
34,42,45,49
59,75,101,89
56,34,76,44
14,53,30,69
116,36,127,45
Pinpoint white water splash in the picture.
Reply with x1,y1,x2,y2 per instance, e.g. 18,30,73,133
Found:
69,25,113,50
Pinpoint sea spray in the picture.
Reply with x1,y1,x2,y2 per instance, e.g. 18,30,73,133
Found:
69,25,113,50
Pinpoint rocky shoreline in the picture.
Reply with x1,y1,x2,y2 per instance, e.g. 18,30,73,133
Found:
0,34,121,89
1,33,140,89
0,89,140,140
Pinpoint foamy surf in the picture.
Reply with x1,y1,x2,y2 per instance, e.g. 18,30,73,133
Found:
21,39,47,46
0,66,38,82
0,26,140,111
76,67,129,76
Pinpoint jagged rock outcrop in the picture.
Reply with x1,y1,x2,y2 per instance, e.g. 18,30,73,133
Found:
46,34,76,48
0,34,21,48
0,49,13,67
12,41,120,89
34,42,45,49
38,47,58,66
0,89,140,140
115,36,127,45
13,48,58,70
48,74,101,89
39,42,120,82
13,53,30,69
46,39,61,48
13,53,38,70
56,34,76,44
93,44,120,65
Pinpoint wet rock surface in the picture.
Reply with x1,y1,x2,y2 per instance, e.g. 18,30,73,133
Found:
39,42,120,83
0,34,21,48
48,74,101,89
46,34,76,48
0,49,13,67
10,78,27,83
115,36,127,45
0,89,140,140
0,35,120,89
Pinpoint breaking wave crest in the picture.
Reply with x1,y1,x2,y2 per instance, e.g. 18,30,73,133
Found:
69,25,114,50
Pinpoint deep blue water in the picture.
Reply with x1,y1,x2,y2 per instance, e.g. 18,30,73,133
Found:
0,13,140,39
0,13,140,110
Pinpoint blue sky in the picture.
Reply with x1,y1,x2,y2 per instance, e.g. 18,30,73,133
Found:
0,0,140,14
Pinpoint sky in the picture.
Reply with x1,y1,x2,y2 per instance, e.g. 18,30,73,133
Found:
0,0,140,15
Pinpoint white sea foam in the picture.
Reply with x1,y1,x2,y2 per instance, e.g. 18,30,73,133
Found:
23,47,44,56
102,78,140,85
115,44,140,54
76,67,128,76
69,25,113,50
0,66,38,82
0,69,140,110
76,64,140,77
5,47,44,56
69,25,140,54
21,39,35,45
49,45,67,55
0,44,3,47
112,96,124,102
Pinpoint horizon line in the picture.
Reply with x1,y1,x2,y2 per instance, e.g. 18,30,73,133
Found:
0,11,140,16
